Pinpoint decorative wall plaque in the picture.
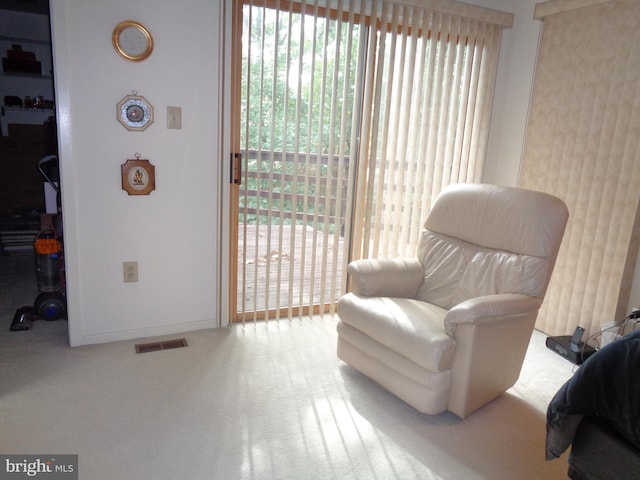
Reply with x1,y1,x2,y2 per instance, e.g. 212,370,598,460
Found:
121,155,155,195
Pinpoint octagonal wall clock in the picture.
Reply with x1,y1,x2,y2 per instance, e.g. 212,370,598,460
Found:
117,91,154,131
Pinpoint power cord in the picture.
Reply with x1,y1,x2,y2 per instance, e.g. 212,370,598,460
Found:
587,308,640,351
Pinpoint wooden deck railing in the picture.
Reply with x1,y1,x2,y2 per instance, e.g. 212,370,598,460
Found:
236,149,351,315
238,149,351,229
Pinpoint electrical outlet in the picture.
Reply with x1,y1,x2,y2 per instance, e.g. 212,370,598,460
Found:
123,261,138,283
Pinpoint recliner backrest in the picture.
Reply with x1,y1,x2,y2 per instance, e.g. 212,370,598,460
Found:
416,231,550,309
415,183,569,309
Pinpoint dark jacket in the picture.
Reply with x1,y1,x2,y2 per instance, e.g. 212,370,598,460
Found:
546,329,640,460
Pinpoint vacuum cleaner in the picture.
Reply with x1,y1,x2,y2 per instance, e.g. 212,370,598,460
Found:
33,229,66,320
10,156,66,331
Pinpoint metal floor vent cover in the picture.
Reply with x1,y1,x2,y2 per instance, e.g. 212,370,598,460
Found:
135,338,188,354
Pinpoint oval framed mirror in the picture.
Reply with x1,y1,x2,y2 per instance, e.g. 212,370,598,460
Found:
112,20,154,62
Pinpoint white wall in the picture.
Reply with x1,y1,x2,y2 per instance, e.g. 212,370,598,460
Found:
50,0,225,345
469,0,541,187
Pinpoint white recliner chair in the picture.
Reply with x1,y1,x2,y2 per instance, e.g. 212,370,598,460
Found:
337,183,569,418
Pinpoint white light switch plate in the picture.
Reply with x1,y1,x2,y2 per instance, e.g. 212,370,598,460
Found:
167,106,182,129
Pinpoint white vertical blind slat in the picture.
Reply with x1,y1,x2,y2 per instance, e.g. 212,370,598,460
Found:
337,8,364,313
415,11,440,243
264,2,281,320
381,4,405,258
276,3,295,322
241,4,255,323
359,1,385,259
393,6,419,256
404,9,427,254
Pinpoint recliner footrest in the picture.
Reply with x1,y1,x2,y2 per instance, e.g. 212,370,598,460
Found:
337,320,451,415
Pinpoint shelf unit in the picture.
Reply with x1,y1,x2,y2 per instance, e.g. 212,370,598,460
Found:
0,9,56,217
0,9,55,135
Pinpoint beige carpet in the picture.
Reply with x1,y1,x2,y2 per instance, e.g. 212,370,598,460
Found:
0,314,575,480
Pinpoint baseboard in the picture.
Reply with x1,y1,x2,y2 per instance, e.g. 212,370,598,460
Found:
69,317,218,346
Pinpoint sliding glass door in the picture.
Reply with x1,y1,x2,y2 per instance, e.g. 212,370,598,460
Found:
231,0,361,322
230,0,504,323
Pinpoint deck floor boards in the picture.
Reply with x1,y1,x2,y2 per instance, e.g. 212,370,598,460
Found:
236,224,346,315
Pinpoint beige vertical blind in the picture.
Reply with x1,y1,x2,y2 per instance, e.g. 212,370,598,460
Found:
521,0,640,338
352,2,505,261
235,0,511,323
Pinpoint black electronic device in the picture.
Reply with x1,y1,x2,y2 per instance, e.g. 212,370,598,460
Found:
9,306,36,331
546,327,597,365
570,326,585,348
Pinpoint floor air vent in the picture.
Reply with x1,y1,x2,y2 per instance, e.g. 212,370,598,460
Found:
135,338,188,354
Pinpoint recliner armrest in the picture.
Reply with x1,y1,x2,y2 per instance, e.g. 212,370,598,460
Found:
348,258,424,298
444,293,541,336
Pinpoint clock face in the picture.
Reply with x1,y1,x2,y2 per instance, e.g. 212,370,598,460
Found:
117,95,154,131
126,104,145,123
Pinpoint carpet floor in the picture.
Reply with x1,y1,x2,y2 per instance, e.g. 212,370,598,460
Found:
0,254,575,479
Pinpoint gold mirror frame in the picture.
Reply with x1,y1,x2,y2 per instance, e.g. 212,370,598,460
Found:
112,20,154,62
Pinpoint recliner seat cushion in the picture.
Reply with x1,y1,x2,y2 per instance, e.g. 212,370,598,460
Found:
338,294,454,372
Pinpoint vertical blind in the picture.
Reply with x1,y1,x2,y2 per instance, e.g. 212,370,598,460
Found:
235,0,511,322
352,3,504,261
521,0,640,338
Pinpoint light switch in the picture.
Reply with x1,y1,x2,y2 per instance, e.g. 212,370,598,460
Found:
167,106,182,129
